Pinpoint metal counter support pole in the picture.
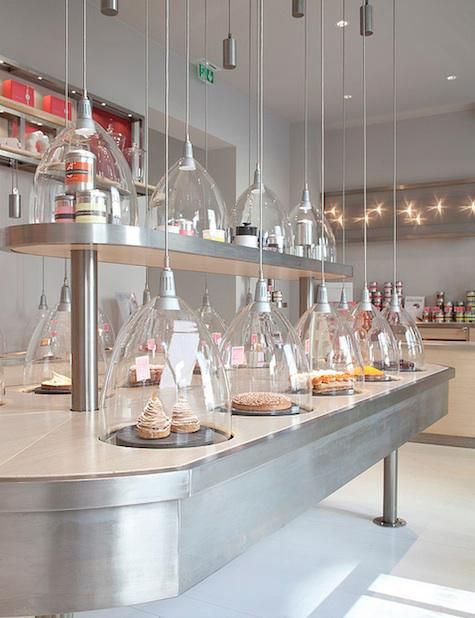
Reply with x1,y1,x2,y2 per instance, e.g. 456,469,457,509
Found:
71,249,98,412
299,277,314,315
373,449,406,528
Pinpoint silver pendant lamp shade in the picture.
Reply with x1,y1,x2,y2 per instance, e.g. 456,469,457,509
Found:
292,0,305,18
100,0,231,448
149,0,228,242
101,0,119,17
288,0,336,262
223,0,237,69
31,0,138,226
221,0,312,415
351,0,400,382
295,0,363,397
381,0,424,372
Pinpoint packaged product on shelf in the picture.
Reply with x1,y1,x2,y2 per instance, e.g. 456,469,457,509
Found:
65,149,96,193
75,189,108,223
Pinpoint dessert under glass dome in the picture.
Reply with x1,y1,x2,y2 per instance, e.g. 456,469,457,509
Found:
148,152,229,242
230,168,291,254
220,280,312,415
100,273,232,447
31,98,138,226
296,285,363,396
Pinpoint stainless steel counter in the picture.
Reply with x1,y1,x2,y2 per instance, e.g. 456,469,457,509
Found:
0,364,453,616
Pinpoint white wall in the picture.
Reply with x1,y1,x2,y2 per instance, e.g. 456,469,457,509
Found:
0,0,291,351
290,108,475,301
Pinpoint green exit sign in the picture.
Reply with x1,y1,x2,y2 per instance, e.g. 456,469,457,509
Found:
197,61,215,85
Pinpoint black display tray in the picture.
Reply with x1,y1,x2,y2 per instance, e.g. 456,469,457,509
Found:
114,425,229,449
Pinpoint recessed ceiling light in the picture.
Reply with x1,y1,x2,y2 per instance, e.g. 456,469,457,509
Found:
101,102,107,106
344,94,352,100
0,60,5,65
71,89,77,94
37,76,43,80
337,20,348,28
446,74,457,81
127,113,133,118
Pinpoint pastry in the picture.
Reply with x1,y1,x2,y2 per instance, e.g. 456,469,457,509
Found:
353,365,385,377
311,370,354,394
171,395,201,433
128,364,163,386
41,371,72,392
136,392,171,439
232,392,292,412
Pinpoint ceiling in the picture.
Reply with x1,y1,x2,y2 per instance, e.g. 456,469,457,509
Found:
111,0,475,126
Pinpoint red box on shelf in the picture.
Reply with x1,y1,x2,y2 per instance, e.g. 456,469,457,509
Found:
43,95,72,119
2,79,35,107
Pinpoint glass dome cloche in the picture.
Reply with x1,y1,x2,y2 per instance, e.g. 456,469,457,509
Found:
31,97,138,226
381,291,425,372
296,284,364,396
24,275,107,391
289,186,337,262
230,166,291,254
197,284,227,346
148,141,229,242
351,287,400,382
100,268,231,447
220,279,312,415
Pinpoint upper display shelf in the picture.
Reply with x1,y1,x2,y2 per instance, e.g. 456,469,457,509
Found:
0,223,352,281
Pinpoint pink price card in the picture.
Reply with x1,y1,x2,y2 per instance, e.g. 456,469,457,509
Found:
231,346,245,367
305,338,310,355
251,333,258,345
211,332,222,345
135,355,151,382
103,323,110,333
147,338,156,352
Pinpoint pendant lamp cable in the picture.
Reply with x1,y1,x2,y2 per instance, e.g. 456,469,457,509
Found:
204,0,208,169
303,5,308,187
362,0,368,289
185,0,190,143
255,0,259,174
341,0,346,267
320,0,326,285
82,0,87,97
164,0,170,269
228,0,232,35
144,0,150,289
258,0,264,280
248,0,252,185
392,0,397,286
64,257,68,283
64,0,69,123
41,257,46,296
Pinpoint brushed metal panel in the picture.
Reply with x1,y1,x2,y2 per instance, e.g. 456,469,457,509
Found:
0,501,179,616
178,382,449,591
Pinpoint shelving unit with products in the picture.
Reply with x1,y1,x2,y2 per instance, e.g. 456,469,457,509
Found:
0,55,154,196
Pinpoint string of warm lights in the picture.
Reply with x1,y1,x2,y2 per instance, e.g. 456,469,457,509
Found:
325,194,475,227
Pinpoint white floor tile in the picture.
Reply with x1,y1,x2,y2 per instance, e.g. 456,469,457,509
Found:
137,595,256,617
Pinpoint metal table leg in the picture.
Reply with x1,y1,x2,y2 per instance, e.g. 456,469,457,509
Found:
373,449,406,528
71,249,98,412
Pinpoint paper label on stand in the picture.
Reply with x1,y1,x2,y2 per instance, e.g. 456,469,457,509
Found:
211,332,222,345
147,338,156,352
251,333,258,345
231,346,245,367
304,338,310,355
161,321,200,388
103,323,110,333
135,355,151,382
